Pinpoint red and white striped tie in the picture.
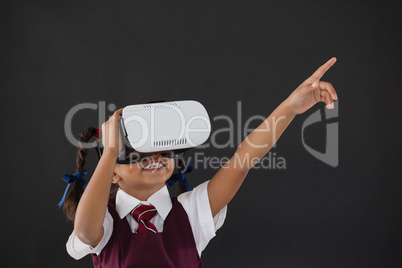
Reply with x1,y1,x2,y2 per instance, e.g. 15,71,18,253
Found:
131,204,158,234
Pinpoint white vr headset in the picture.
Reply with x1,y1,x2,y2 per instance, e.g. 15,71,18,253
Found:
119,100,211,153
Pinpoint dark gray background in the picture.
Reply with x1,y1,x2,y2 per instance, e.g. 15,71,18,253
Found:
1,0,401,267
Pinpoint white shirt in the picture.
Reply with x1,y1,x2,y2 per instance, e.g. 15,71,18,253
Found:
66,180,227,259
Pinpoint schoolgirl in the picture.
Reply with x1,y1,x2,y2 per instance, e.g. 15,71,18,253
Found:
59,58,338,267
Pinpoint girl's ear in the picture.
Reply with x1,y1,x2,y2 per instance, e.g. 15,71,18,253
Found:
112,171,121,184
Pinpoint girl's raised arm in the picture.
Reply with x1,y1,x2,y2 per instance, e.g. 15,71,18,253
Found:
207,58,338,217
74,108,123,246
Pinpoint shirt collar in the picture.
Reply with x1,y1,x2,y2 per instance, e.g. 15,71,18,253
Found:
115,185,172,221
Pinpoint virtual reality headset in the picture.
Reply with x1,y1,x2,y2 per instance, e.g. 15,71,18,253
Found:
96,100,211,164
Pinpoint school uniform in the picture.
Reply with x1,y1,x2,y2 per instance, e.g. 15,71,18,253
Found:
66,180,227,266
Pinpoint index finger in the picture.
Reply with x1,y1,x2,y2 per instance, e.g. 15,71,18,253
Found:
306,57,337,83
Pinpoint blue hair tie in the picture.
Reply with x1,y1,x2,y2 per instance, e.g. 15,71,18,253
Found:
57,170,88,208
166,163,194,192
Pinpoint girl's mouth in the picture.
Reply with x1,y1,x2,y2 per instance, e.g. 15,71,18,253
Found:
142,166,164,172
142,161,165,173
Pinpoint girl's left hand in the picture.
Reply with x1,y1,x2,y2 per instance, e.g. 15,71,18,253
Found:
285,57,338,115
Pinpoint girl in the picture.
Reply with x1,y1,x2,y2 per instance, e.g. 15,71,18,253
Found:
60,57,338,267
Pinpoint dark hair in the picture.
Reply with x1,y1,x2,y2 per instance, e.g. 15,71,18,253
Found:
62,127,101,221
62,126,190,221
176,154,191,195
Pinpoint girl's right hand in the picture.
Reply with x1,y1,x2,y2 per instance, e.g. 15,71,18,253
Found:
101,108,124,158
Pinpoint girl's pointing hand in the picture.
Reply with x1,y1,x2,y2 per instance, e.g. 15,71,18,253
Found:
285,57,338,115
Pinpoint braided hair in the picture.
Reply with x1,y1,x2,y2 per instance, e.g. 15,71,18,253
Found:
62,127,98,221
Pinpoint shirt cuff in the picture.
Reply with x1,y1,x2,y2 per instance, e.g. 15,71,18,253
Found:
199,180,227,250
66,209,113,260
178,180,227,257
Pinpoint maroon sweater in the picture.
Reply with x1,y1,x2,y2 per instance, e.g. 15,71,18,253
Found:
92,197,203,267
